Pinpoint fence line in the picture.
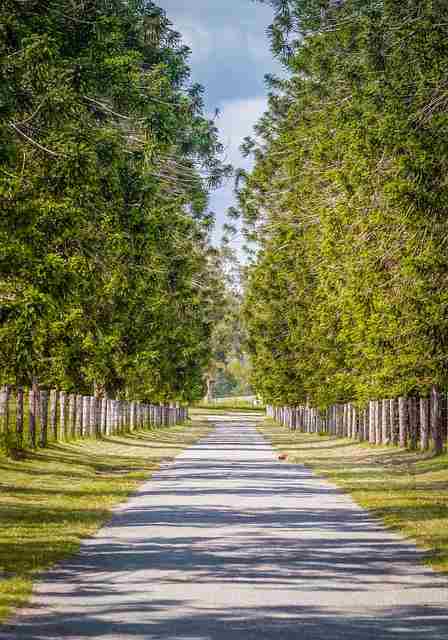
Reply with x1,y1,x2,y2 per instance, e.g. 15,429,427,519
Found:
267,388,447,454
0,386,188,451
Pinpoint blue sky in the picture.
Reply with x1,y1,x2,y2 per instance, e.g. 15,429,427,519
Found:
156,0,282,247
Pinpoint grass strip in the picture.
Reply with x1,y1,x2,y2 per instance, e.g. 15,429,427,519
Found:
0,420,210,623
258,419,448,574
192,406,265,414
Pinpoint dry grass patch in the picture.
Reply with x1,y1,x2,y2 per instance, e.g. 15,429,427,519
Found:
258,420,448,574
0,421,210,622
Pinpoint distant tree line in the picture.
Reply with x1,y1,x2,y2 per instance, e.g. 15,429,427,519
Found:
240,0,448,408
0,0,231,403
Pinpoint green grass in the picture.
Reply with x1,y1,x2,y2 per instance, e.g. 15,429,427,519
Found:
193,404,265,412
258,419,448,574
0,420,210,623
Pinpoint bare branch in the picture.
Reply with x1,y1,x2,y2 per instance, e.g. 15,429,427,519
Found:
9,122,61,158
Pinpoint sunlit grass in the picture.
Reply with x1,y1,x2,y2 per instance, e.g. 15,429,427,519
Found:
192,405,265,414
258,419,448,574
0,420,210,622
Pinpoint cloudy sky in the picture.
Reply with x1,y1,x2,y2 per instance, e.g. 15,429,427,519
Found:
157,0,282,247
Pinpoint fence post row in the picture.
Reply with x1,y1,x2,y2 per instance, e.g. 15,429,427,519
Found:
0,388,188,452
267,388,447,453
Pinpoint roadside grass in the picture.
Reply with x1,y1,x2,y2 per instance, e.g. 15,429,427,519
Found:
0,420,210,623
258,419,448,574
192,406,265,414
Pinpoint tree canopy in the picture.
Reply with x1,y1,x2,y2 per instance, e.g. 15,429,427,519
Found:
241,0,448,407
1,0,231,402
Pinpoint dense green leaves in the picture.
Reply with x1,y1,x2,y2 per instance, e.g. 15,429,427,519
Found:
243,0,448,407
0,0,230,402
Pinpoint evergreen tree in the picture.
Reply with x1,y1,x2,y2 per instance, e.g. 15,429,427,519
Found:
1,0,231,402
243,0,448,407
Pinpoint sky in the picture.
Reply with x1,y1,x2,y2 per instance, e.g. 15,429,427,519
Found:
156,0,282,248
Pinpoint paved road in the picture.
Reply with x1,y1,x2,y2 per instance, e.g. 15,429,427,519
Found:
3,416,448,639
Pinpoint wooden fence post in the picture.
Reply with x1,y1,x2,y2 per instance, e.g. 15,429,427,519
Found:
16,388,24,448
105,399,110,435
357,408,363,441
83,396,90,438
375,400,381,445
39,389,48,448
76,394,83,438
29,387,37,448
420,397,429,451
381,399,389,444
130,402,135,431
352,405,358,439
114,400,118,434
398,397,408,448
49,390,58,441
431,385,444,455
441,391,448,446
408,397,419,450
0,386,10,436
90,396,97,438
116,401,121,433
110,400,114,434
368,401,374,444
59,391,66,441
68,394,76,439
101,398,107,436
390,398,398,445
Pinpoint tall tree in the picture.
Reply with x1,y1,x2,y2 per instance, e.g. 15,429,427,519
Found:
242,0,448,407
1,0,231,402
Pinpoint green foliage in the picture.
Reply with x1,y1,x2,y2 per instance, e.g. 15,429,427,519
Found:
204,244,253,399
0,0,231,402
243,0,448,407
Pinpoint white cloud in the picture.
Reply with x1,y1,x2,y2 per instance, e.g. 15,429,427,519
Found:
215,96,267,169
174,18,213,62
208,96,267,250
247,32,273,62
174,19,245,64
